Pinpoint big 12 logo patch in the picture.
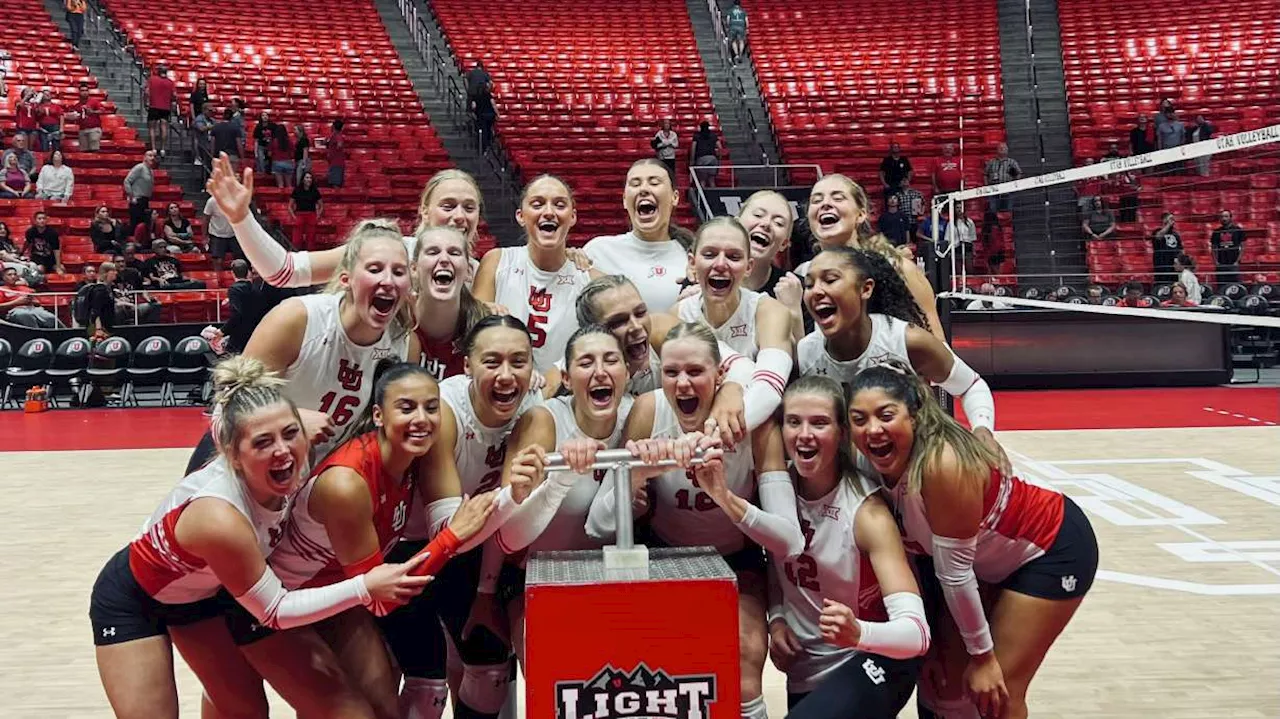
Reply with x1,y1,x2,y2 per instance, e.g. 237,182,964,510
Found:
556,663,716,719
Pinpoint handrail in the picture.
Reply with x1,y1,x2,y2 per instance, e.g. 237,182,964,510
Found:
17,286,229,327
689,165,715,221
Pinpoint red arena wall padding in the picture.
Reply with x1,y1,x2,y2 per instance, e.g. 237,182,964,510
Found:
525,548,740,719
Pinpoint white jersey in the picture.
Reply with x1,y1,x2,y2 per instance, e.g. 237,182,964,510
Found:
401,235,479,287
520,394,635,560
773,474,888,693
676,287,764,359
797,313,910,387
129,458,291,604
646,390,756,553
627,345,662,396
283,293,410,455
584,231,688,312
492,247,591,372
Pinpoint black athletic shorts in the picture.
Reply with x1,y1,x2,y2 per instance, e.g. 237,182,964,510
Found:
786,653,922,719
999,496,1098,601
219,589,278,646
90,546,224,647
147,108,171,122
378,540,513,679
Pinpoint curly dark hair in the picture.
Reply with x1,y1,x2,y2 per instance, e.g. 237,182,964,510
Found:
817,246,930,331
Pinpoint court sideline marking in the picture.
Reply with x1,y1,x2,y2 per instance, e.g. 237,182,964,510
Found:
1203,406,1277,426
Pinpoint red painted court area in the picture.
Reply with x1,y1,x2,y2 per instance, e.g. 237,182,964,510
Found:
1,386,1276,452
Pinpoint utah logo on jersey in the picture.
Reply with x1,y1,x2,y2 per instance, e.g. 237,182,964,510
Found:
555,663,716,719
529,286,553,313
337,359,364,392
485,444,507,469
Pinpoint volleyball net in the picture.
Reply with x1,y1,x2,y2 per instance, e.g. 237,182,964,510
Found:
930,123,1280,310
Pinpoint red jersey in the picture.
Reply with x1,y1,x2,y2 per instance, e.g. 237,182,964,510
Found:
270,432,417,588
147,75,176,110
416,327,467,381
75,97,103,129
934,158,963,193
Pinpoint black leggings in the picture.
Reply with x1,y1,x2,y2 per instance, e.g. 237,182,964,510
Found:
377,540,509,679
786,653,921,719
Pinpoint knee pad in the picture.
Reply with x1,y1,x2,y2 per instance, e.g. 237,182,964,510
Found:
400,677,449,719
740,695,768,719
458,661,513,716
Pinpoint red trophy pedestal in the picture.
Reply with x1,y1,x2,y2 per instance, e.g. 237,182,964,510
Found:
525,546,740,719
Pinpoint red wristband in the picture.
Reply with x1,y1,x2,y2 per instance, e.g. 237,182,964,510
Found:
342,548,384,579
409,527,461,577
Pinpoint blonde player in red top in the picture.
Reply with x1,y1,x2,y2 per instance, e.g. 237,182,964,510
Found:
235,362,499,719
89,356,433,719
768,375,930,719
848,361,1098,719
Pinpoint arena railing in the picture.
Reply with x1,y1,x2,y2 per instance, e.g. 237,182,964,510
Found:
688,163,822,222
13,287,229,327
85,0,147,111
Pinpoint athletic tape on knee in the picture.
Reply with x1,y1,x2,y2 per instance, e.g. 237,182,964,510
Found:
740,695,768,719
400,677,449,719
459,662,512,715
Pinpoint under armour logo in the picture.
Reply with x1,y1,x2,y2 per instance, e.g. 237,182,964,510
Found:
465,430,476,441
101,627,116,638
1061,575,1078,592
862,658,886,685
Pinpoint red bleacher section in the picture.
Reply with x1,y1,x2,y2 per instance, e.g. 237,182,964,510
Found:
743,0,1013,273
430,0,714,242
2,0,191,319
100,0,461,247
1060,0,1280,286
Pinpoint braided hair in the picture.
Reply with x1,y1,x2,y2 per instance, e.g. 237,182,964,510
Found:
817,246,930,331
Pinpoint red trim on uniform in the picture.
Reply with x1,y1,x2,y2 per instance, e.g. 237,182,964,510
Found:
752,369,787,395
989,469,1065,551
342,548,385,579
267,255,294,286
128,501,208,597
910,616,930,652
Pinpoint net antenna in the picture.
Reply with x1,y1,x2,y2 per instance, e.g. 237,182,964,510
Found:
929,123,1280,294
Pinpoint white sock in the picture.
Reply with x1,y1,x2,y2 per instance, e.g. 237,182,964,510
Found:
400,677,449,719
741,695,768,719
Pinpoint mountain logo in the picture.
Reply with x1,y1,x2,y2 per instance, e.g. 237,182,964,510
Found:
555,662,716,719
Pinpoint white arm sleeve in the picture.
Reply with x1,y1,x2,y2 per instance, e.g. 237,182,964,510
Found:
496,474,578,553
720,346,754,386
584,471,620,541
743,348,790,429
855,591,932,660
235,565,371,630
425,496,462,540
454,486,519,554
736,471,804,558
766,563,785,624
231,214,314,288
931,533,994,656
937,354,995,431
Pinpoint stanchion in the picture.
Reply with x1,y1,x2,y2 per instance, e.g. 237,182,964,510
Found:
525,450,740,719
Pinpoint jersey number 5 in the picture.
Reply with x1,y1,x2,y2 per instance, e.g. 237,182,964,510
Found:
528,314,548,348
319,392,361,426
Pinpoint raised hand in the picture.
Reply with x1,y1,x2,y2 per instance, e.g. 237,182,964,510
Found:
205,152,254,224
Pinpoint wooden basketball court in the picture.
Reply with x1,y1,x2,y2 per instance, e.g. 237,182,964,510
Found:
2,425,1277,717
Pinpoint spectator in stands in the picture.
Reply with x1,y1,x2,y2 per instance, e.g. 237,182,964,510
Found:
1161,282,1197,307
982,143,1020,242
231,98,246,131
1116,280,1145,308
0,50,9,97
289,171,323,251
326,119,347,187
726,0,748,64
146,65,177,155
966,282,1012,310
475,85,499,153
2,133,38,179
1155,103,1185,151
1076,157,1101,216
1106,166,1139,222
252,110,274,174
1174,253,1202,305
1,154,33,198
893,178,924,236
221,259,290,352
1130,115,1155,156
1102,141,1121,160
192,103,214,169
210,108,243,170
0,221,42,284
877,194,910,246
879,142,912,210
189,78,210,122
653,119,678,179
1151,212,1181,281
75,263,98,292
73,85,104,152
932,143,963,194
123,149,158,232
162,202,196,252
1210,210,1245,286
14,88,39,147
74,262,108,330
105,260,160,325
690,121,720,187
466,61,491,108
203,193,239,275
916,208,946,260
90,205,127,254
1085,285,1105,305
133,208,169,250
65,0,86,46
143,239,205,289
22,211,62,276
1,266,57,327
268,120,294,188
949,203,978,272
1189,115,1214,176
36,91,65,153
1082,197,1116,241
294,124,312,185
35,150,73,201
